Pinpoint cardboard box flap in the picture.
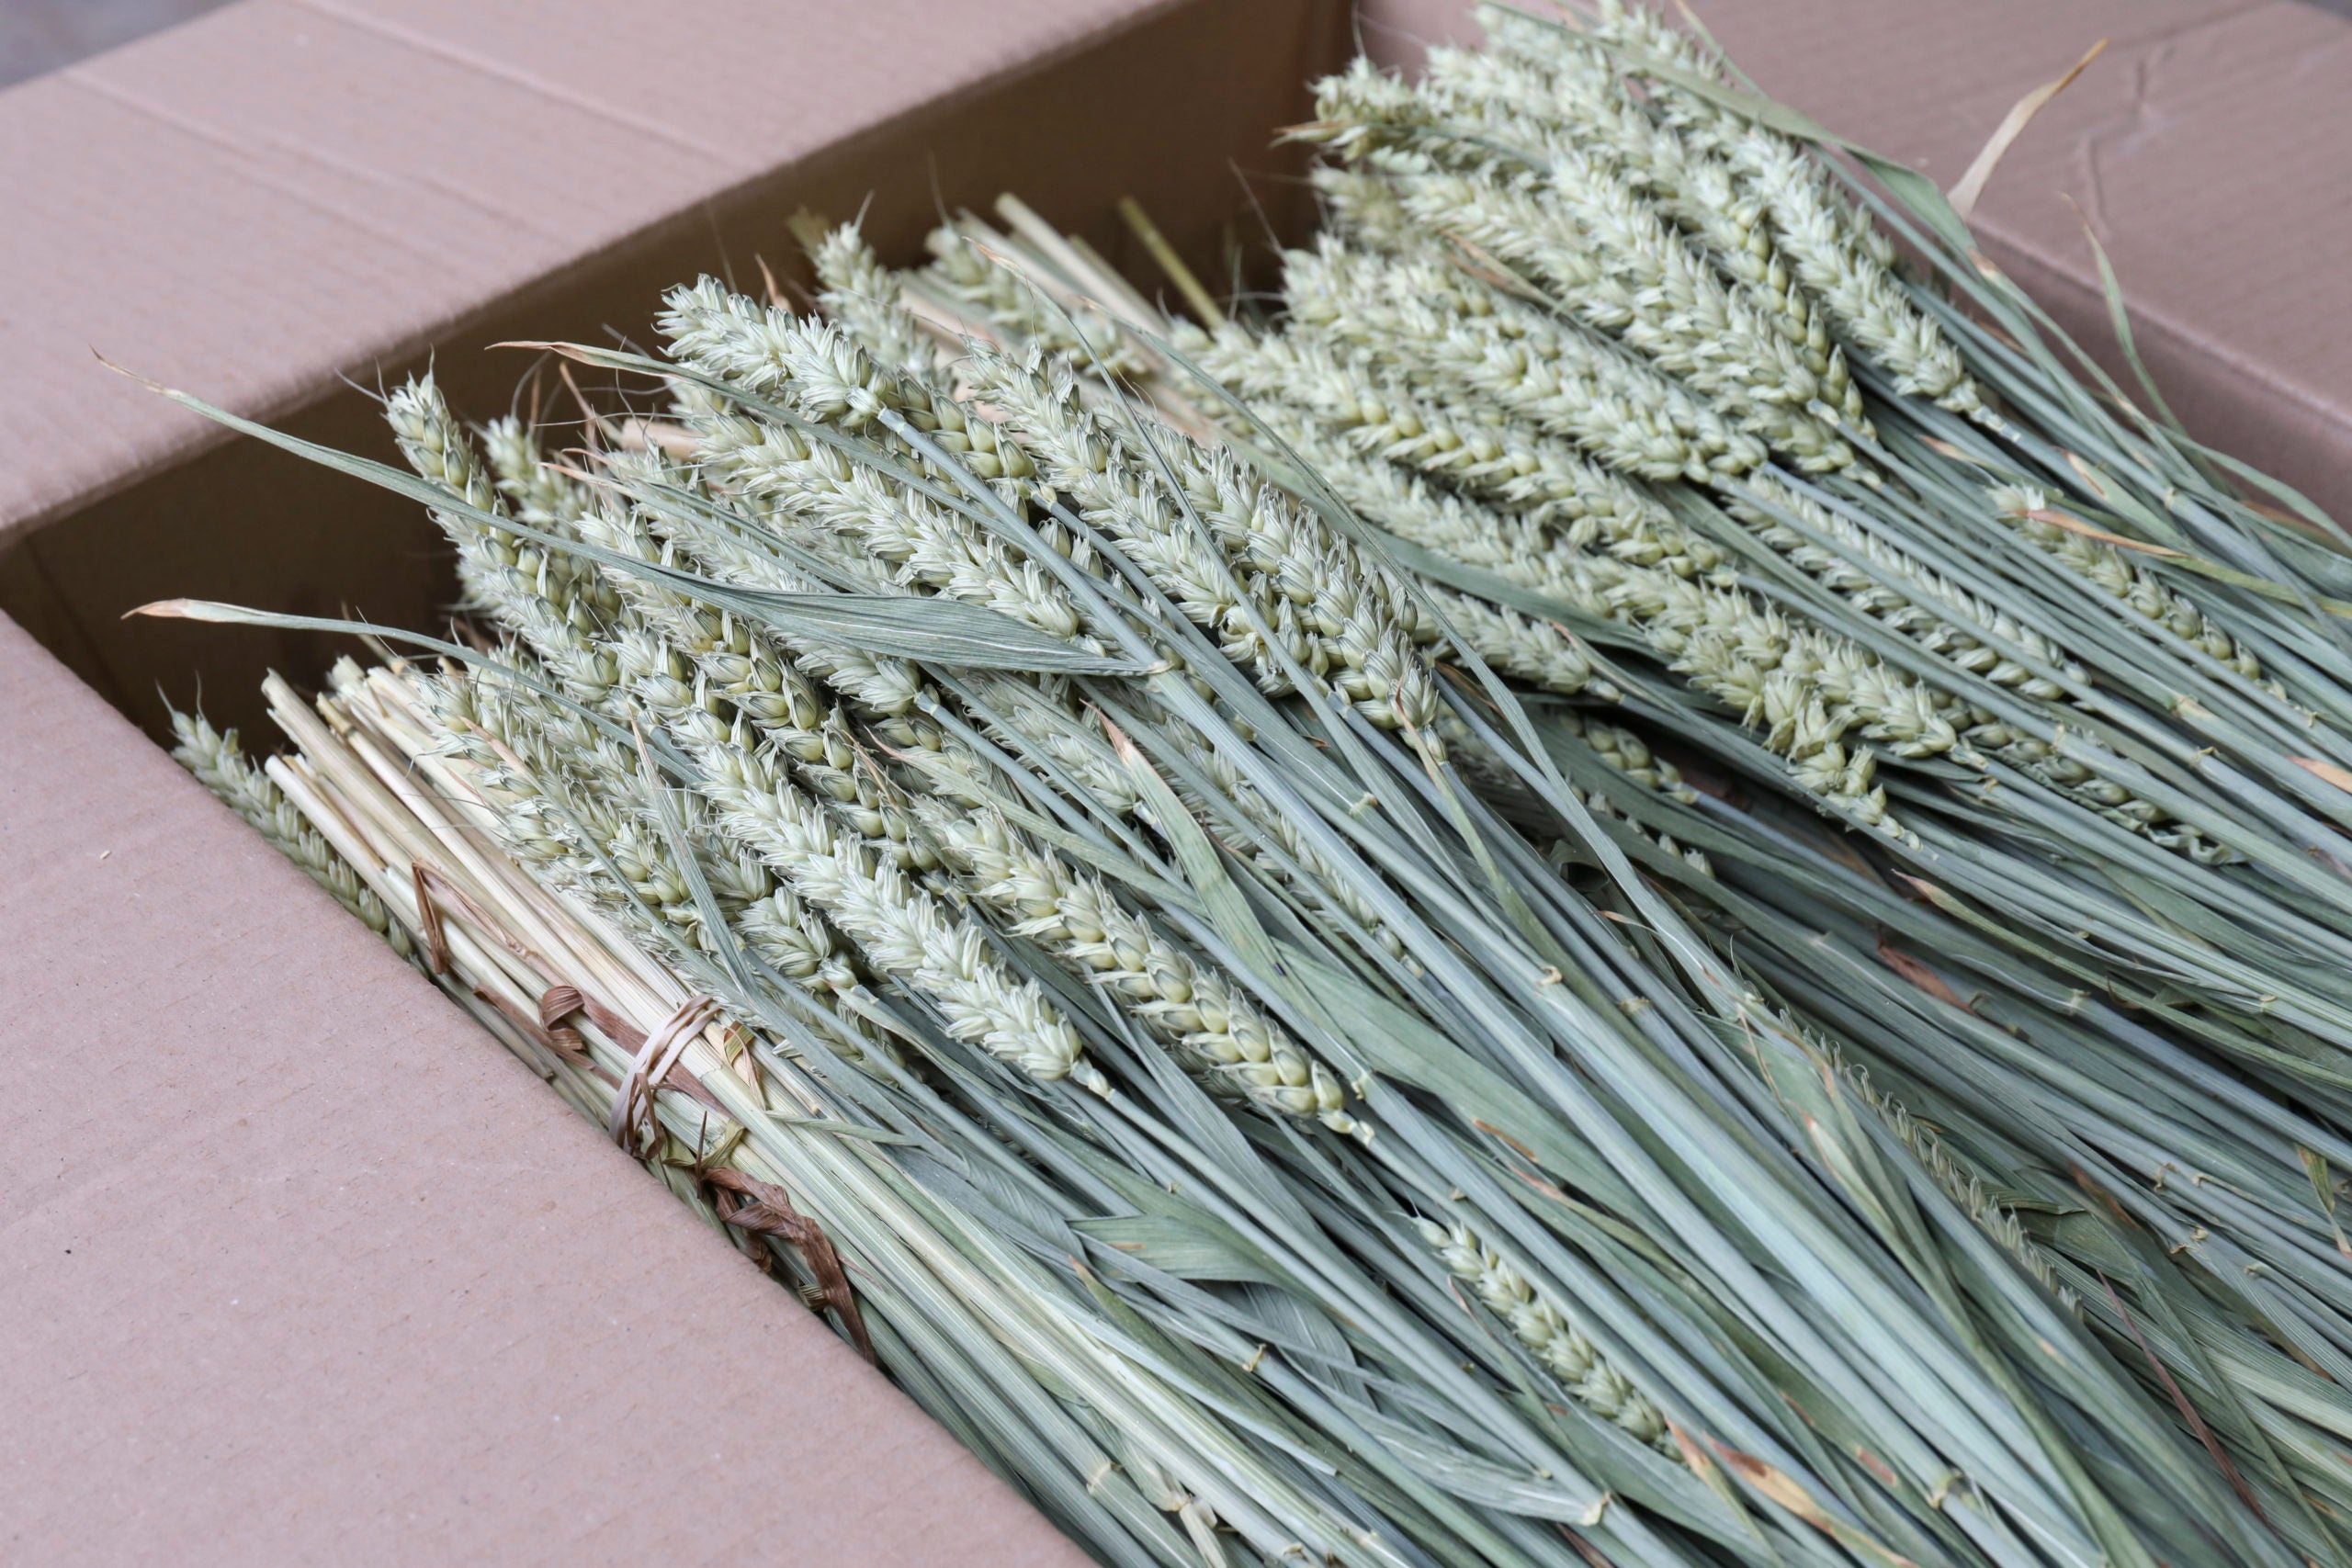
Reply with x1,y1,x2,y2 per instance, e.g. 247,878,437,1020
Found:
0,0,1225,545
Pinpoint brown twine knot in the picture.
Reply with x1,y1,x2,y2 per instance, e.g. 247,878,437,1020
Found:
606,994,721,1156
400,864,869,1360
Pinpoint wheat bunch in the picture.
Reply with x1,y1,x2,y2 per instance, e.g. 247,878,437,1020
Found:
1269,241,2052,671
1232,244,2197,850
223,667,1457,1568
1284,231,1766,482
662,277,1037,491
148,114,2352,1555
656,332,1402,950
1302,64,1857,471
962,345,1443,732
1425,28,1860,428
1580,0,1980,412
916,799,1363,1135
496,378,1398,1133
648,671,1107,1093
422,650,783,955
1284,202,2089,716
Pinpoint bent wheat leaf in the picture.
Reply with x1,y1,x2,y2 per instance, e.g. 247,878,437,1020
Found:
121,370,1141,677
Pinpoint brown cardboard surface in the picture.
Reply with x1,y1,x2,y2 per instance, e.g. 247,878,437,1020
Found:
1362,0,2352,525
0,610,1091,1568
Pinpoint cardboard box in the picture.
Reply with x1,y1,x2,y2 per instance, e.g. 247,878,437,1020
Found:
4,0,2343,1560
